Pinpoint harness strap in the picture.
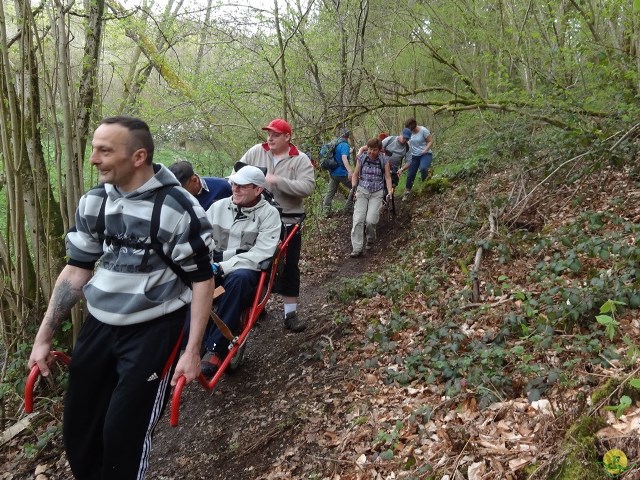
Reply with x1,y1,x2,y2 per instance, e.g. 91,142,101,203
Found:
150,186,193,288
95,184,194,288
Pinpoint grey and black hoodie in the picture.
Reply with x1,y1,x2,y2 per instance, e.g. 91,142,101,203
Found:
66,164,214,326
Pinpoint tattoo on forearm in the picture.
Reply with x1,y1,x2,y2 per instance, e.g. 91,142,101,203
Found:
46,280,82,331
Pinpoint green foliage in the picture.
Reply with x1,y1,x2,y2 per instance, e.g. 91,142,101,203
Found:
525,211,640,329
604,395,632,419
596,299,625,341
22,424,63,459
374,420,404,452
154,146,232,177
328,264,417,303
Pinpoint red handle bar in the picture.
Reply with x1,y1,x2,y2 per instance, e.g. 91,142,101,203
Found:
170,376,186,426
24,351,71,413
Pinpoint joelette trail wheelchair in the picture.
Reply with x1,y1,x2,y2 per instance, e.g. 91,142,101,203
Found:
25,220,302,428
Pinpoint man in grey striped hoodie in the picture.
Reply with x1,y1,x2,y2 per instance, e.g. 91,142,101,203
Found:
28,116,215,480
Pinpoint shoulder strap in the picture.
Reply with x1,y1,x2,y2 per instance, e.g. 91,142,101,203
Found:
150,186,193,288
95,184,195,288
363,156,384,170
94,185,108,244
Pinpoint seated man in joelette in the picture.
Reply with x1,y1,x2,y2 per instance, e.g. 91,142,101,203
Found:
201,165,282,377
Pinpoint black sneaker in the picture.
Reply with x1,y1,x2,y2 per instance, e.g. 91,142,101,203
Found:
200,351,222,379
284,311,306,332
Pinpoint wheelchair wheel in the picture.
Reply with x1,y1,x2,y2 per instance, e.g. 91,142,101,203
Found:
227,335,248,372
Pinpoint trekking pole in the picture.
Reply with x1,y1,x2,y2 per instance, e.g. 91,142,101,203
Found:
391,189,396,217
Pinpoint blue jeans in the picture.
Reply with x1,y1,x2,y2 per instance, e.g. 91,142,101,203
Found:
203,269,260,354
405,152,433,191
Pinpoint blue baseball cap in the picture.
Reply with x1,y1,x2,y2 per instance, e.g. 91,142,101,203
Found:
402,128,412,140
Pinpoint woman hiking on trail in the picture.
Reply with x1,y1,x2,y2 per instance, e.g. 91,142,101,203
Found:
402,117,434,201
349,137,393,258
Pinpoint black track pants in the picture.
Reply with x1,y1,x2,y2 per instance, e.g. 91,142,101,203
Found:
63,308,185,480
273,224,302,297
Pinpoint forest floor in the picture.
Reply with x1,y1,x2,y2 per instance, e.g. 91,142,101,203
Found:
3,163,640,479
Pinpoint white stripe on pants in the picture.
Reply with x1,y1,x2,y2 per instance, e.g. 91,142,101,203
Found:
351,187,383,252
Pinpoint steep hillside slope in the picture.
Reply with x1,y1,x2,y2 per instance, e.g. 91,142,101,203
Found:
4,158,640,480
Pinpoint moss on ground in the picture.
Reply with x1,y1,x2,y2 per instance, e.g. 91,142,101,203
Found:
550,415,609,480
591,378,620,407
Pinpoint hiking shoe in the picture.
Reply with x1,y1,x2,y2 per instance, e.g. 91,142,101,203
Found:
365,242,373,251
284,311,306,332
402,191,411,202
350,250,363,258
200,351,223,379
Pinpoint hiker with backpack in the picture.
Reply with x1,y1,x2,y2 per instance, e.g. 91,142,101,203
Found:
27,116,215,480
200,165,282,378
349,137,394,257
321,127,354,216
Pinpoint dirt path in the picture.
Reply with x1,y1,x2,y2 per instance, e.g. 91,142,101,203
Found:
148,208,405,479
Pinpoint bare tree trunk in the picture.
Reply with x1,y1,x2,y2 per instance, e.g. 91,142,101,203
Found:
114,0,184,113
76,0,105,166
54,0,82,219
273,0,290,120
348,0,368,103
14,0,65,304
194,0,214,78
0,0,30,331
119,47,143,114
0,0,103,347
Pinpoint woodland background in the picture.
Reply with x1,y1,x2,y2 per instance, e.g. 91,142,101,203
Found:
2,0,640,477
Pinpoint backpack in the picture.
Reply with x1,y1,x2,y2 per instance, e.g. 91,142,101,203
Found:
95,184,194,288
319,138,346,171
361,155,385,172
